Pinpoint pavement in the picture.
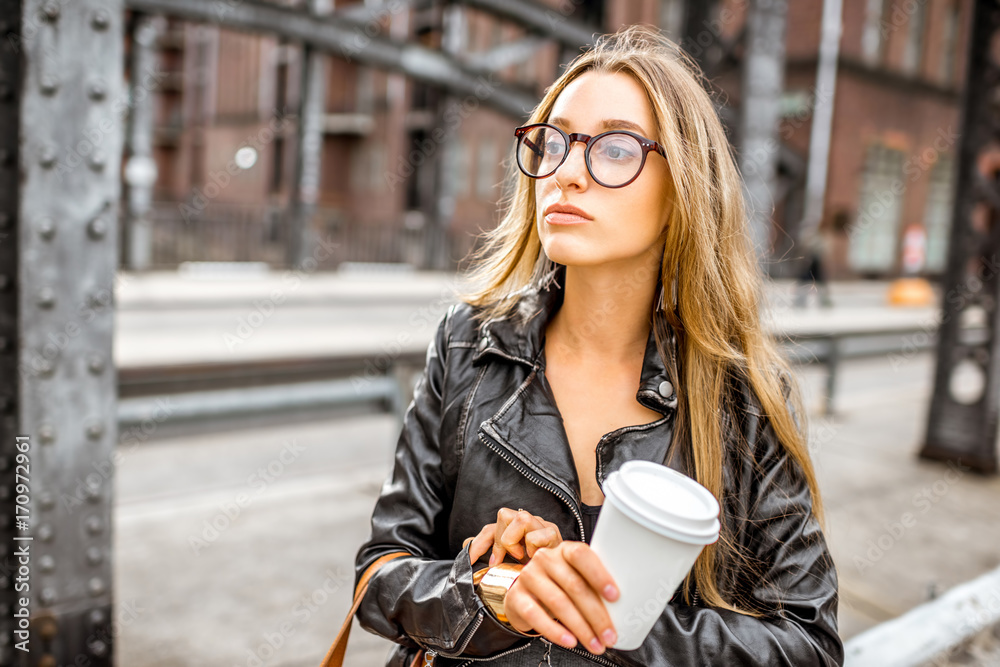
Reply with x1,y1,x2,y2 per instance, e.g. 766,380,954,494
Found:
106,266,1000,665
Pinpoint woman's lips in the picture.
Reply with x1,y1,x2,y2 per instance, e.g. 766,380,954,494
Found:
545,212,591,225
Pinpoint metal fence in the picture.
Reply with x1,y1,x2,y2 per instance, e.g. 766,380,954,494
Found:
129,201,461,269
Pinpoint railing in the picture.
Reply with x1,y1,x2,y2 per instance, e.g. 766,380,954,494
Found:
129,200,466,270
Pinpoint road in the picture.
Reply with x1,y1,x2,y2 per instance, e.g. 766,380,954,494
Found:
111,345,1000,666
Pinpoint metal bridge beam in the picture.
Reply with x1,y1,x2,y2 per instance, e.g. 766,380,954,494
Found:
124,0,540,119
921,0,1000,474
2,0,124,664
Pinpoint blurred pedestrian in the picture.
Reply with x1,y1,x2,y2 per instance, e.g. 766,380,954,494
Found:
795,230,833,308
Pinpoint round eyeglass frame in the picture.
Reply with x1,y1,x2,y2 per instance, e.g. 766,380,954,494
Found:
513,122,667,188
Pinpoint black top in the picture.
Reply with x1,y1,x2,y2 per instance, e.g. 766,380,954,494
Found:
579,501,603,544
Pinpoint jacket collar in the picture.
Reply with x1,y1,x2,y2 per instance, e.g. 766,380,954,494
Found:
472,263,679,414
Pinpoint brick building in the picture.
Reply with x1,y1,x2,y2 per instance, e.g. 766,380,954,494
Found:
136,0,972,278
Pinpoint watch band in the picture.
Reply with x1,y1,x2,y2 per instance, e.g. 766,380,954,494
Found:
473,563,542,637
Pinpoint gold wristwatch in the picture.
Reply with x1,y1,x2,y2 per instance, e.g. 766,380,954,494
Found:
473,563,542,637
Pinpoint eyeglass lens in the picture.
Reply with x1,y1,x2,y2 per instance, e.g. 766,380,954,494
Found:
517,125,644,187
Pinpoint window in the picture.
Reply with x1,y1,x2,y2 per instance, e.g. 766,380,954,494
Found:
924,154,956,273
861,0,886,65
940,1,961,86
849,143,907,273
901,0,928,75
448,138,470,197
476,140,498,199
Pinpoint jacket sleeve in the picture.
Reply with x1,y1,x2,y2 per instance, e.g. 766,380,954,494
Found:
354,307,535,659
604,391,844,666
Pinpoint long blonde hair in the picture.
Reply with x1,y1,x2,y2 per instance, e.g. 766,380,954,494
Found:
455,24,823,617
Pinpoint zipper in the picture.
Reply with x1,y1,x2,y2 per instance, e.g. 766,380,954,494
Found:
453,637,620,667
452,638,535,666
477,427,585,541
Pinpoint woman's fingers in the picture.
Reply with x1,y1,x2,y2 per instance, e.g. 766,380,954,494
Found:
504,577,578,649
467,510,565,567
524,523,563,559
522,544,616,654
491,508,542,565
467,523,496,565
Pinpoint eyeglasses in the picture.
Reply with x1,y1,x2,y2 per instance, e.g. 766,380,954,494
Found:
514,122,667,188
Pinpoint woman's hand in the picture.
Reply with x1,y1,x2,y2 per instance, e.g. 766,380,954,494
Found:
465,508,563,567
503,541,620,655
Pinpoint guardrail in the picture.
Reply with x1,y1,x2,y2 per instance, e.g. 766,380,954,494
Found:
114,323,990,430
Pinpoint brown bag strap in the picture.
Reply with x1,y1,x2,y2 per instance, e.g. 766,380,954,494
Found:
319,551,418,667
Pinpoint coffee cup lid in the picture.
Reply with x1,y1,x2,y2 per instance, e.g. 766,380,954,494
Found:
603,461,720,545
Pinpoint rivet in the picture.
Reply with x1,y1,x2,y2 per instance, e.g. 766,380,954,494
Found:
91,10,111,31
37,217,56,240
39,145,57,169
87,218,107,239
86,547,103,566
88,577,105,596
42,2,60,21
89,639,108,657
86,422,104,440
40,74,59,96
39,655,56,667
39,555,55,573
89,608,106,625
36,360,55,378
658,380,674,398
38,524,54,542
37,287,56,309
38,423,56,444
40,587,57,605
39,492,55,510
85,484,101,503
85,516,103,535
87,354,106,374
88,81,107,101
88,151,107,172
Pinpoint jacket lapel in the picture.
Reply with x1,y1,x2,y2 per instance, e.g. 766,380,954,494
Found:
471,264,687,503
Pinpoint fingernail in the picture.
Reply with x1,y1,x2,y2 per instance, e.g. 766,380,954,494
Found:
589,638,604,653
602,629,617,645
604,585,619,601
561,633,576,648
488,553,496,567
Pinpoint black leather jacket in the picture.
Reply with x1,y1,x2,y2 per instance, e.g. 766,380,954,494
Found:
355,267,844,666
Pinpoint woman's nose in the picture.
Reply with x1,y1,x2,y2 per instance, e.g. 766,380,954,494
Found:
553,141,590,189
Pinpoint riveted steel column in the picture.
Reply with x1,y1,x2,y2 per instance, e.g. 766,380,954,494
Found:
920,0,1000,475
0,0,22,661
8,0,123,664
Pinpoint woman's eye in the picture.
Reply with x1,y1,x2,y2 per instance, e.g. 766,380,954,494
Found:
599,143,636,160
544,140,563,155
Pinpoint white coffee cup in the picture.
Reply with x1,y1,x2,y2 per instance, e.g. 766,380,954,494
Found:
589,460,721,650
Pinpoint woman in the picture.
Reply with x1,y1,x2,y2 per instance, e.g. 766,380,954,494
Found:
354,24,843,666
